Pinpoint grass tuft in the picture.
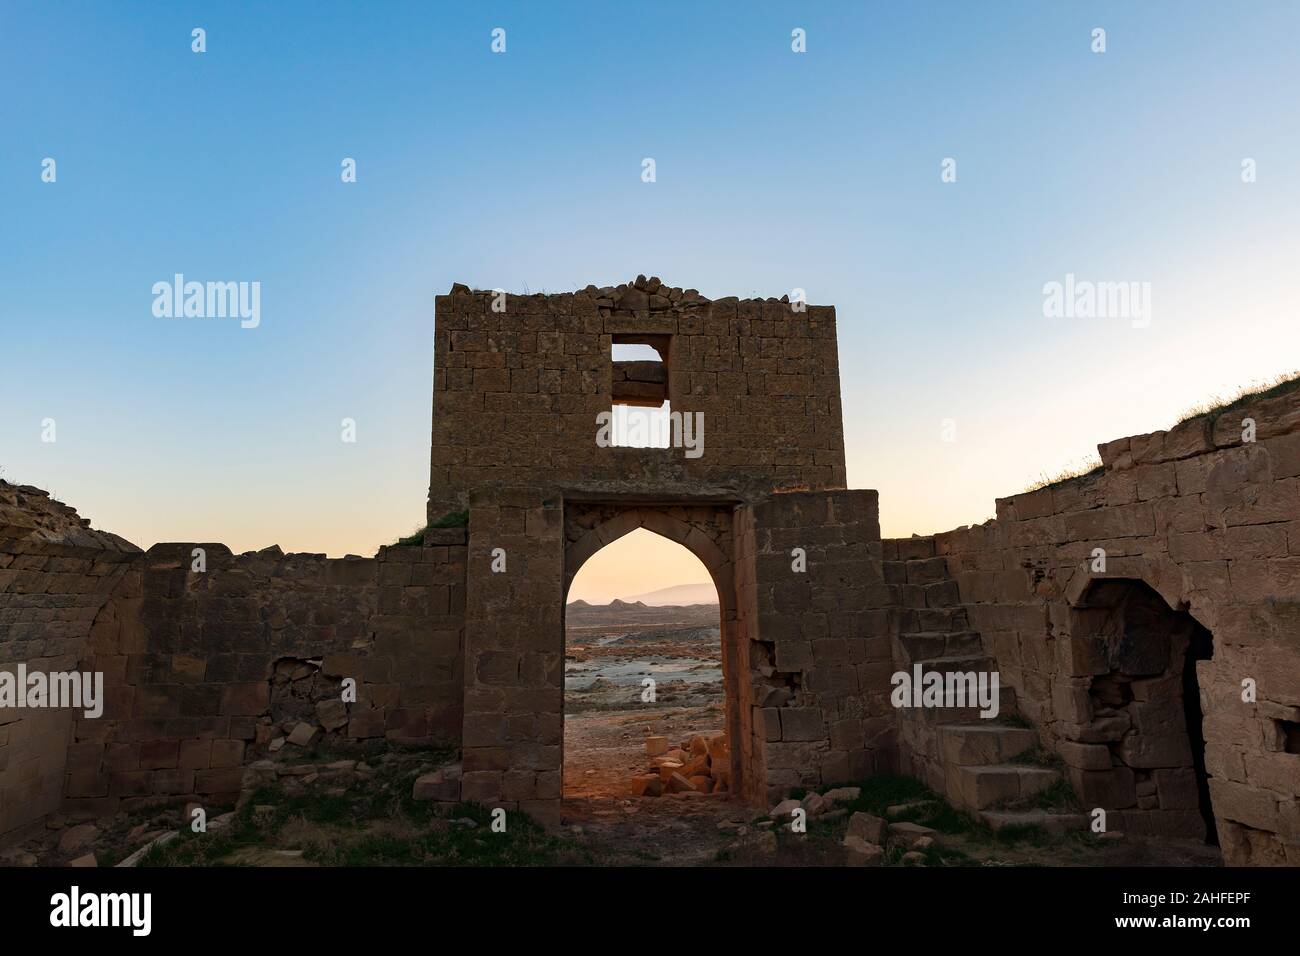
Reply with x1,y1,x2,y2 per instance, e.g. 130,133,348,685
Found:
1021,457,1104,494
395,510,469,546
1174,370,1300,426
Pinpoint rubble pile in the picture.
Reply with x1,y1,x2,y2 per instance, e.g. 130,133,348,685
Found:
630,731,729,797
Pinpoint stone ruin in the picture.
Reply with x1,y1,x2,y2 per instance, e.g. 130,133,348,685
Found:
1,276,1298,865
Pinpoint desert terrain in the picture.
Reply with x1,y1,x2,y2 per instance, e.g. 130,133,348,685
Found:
563,599,724,801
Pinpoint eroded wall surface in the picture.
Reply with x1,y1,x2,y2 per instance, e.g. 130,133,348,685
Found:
744,490,894,802
64,535,467,817
892,387,1300,865
428,280,846,519
0,483,139,838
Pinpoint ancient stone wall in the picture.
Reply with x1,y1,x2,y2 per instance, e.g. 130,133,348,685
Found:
0,483,139,838
8,276,1295,869
460,487,565,823
892,386,1300,864
745,491,895,802
62,533,467,818
428,278,846,520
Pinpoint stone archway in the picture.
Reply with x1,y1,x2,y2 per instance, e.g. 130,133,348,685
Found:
1062,577,1217,842
562,501,750,801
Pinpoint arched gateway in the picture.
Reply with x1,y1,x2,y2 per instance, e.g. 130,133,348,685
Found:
431,279,891,823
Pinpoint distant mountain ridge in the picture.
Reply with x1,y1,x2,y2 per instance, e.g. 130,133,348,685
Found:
566,583,718,607
627,582,717,606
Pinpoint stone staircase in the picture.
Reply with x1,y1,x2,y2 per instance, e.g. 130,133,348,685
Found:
886,541,1085,832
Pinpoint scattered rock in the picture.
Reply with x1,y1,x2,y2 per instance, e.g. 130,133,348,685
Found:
631,774,663,797
287,722,321,747
632,731,728,796
847,812,887,844
315,699,349,731
67,854,97,867
843,835,884,866
412,764,462,802
57,824,98,855
667,772,697,794
769,798,801,820
822,786,861,805
888,821,942,847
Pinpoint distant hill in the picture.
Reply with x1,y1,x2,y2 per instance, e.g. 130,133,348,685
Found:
607,599,648,610
565,598,719,628
625,582,718,606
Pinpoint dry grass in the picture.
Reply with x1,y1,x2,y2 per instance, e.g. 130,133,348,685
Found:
1174,370,1300,426
1018,370,1300,495
1021,457,1104,494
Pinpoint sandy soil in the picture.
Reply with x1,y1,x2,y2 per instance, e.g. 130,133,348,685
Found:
562,600,724,795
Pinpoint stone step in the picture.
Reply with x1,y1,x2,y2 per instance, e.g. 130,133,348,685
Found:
979,810,1088,835
950,764,1059,811
896,631,983,662
903,607,970,632
892,665,1017,725
908,654,995,674
938,723,1038,766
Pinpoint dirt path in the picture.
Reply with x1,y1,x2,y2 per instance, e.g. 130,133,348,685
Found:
561,699,745,864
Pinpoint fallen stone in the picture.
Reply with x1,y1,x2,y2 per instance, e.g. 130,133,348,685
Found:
413,764,462,802
67,854,97,867
822,786,861,805
316,699,349,731
287,722,321,747
667,772,697,794
682,755,710,778
770,798,801,820
843,834,884,866
631,773,663,797
57,824,98,855
900,851,927,866
846,812,887,844
656,761,685,782
888,822,942,847
645,735,669,756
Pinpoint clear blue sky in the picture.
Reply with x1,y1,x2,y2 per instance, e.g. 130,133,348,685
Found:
3,1,1298,556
